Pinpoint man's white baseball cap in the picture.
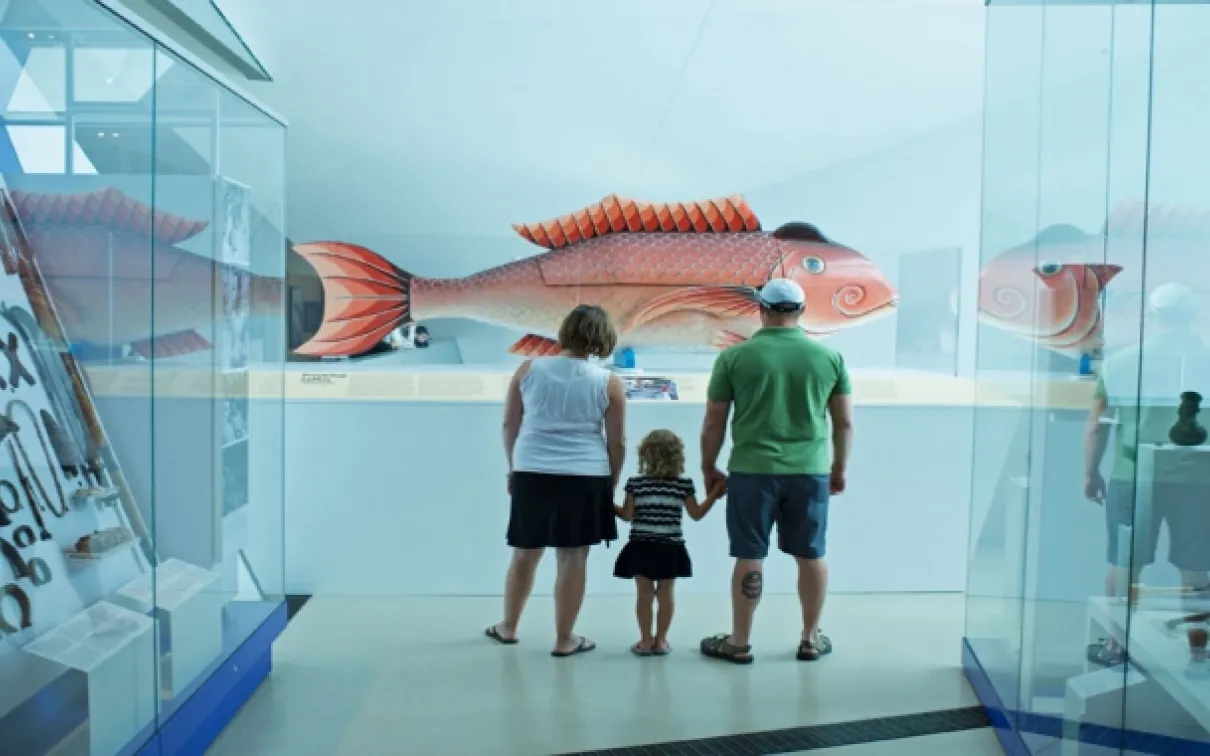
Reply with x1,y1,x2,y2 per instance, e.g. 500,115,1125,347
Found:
759,278,806,312
1149,282,1198,316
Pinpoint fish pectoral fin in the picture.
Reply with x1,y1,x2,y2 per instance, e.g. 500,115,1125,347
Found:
129,330,212,359
625,286,762,332
711,330,748,350
508,334,562,357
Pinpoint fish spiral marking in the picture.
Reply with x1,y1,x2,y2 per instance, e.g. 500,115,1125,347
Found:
833,284,867,316
993,287,1027,319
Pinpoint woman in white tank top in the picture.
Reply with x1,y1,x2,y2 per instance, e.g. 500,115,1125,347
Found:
486,306,627,657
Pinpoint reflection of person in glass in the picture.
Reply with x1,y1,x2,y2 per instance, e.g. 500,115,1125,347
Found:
1085,283,1210,666
413,325,430,348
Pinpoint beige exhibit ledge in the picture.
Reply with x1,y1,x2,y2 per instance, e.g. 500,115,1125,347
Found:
78,366,1102,409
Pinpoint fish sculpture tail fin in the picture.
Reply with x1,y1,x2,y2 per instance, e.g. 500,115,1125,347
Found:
292,242,412,357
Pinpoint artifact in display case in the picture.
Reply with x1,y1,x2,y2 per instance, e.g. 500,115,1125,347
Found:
289,193,899,360
0,181,161,755
1170,391,1208,446
68,527,136,559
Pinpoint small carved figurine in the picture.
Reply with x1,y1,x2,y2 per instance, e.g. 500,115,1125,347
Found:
1170,391,1209,446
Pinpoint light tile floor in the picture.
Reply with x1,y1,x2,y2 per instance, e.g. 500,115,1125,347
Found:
209,592,978,756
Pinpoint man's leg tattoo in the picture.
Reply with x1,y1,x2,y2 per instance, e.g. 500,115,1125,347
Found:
741,570,763,600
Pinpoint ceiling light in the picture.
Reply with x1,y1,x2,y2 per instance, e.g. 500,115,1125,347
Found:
111,132,119,138
25,33,34,40
97,131,104,138
105,77,115,84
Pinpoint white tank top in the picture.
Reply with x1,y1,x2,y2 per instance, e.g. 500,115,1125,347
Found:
513,356,612,477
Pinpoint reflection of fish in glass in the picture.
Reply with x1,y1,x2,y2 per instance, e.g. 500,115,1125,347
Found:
10,188,282,360
978,224,1121,357
292,194,898,358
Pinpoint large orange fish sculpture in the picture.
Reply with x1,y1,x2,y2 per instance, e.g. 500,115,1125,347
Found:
10,187,282,359
294,194,898,357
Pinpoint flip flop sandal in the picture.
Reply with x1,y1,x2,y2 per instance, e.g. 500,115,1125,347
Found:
797,631,833,661
651,644,671,656
552,636,596,658
1086,639,1126,667
700,633,753,665
485,626,518,645
631,643,653,657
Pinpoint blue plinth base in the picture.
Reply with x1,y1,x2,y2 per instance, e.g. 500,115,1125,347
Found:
962,637,1210,755
135,600,287,756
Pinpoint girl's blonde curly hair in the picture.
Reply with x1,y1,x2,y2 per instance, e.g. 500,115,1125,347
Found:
638,429,685,479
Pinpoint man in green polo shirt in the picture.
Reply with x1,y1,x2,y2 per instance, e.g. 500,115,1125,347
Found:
698,279,854,665
1084,282,1210,666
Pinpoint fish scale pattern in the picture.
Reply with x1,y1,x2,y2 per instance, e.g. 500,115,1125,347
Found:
514,194,761,250
537,233,785,287
10,187,208,244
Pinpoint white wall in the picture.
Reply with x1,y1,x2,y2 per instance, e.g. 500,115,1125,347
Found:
282,398,978,597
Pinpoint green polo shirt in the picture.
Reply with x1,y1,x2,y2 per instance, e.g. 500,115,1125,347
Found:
707,327,851,475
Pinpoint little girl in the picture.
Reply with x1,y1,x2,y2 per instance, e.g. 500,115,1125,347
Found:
614,429,724,656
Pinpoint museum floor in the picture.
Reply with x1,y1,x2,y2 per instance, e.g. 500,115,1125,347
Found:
204,592,1006,755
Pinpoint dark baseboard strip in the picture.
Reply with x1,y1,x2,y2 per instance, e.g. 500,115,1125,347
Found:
285,594,312,622
560,706,990,755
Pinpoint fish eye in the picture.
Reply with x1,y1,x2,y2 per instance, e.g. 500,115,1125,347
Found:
802,256,825,275
1037,260,1063,277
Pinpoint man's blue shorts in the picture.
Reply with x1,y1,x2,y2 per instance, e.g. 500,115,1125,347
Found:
725,473,830,560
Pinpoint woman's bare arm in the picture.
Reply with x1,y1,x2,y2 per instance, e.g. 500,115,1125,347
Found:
502,361,532,472
604,374,627,492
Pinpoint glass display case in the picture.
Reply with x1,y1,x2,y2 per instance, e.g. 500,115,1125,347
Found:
0,0,286,754
965,2,1210,754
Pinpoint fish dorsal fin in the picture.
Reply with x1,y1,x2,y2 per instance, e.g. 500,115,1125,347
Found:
1033,224,1093,246
1105,200,1210,239
513,194,761,250
9,187,209,244
772,222,830,243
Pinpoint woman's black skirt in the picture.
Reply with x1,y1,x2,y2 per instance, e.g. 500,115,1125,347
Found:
507,472,617,549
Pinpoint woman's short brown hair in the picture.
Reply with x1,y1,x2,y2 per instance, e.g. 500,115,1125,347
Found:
557,305,617,358
638,430,685,479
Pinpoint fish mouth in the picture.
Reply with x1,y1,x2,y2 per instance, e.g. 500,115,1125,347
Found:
977,310,1044,337
813,297,897,334
855,297,899,320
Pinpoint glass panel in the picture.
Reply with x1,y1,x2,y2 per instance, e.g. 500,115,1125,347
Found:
7,124,66,173
0,1,159,755
1123,2,1210,749
148,44,226,725
969,1,1210,752
72,46,164,104
215,87,285,603
965,3,1047,736
4,44,66,115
